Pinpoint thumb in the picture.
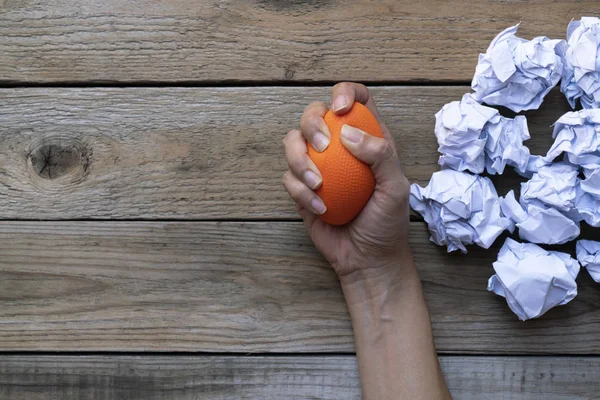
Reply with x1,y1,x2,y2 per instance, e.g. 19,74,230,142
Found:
340,124,404,186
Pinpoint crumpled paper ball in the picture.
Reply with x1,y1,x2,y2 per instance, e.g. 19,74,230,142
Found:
501,190,580,246
545,109,600,170
561,17,600,109
574,167,600,227
472,24,566,112
520,162,579,213
576,240,600,282
484,114,532,175
500,163,581,245
488,238,580,321
435,93,531,175
410,169,512,253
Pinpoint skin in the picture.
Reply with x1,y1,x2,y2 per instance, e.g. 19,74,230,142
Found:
282,82,452,400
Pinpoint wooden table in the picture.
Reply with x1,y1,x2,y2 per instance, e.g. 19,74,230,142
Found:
1,1,600,398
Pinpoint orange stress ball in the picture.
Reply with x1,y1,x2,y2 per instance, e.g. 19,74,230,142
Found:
308,102,384,225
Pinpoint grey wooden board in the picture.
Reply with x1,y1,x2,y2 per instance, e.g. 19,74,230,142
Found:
0,355,598,400
0,221,599,354
0,86,571,219
0,0,596,83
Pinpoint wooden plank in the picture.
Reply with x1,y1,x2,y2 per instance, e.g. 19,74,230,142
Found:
0,355,598,400
0,1,595,83
0,221,599,354
0,86,570,220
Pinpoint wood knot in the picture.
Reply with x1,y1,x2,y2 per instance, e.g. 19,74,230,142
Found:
284,66,296,80
28,138,90,183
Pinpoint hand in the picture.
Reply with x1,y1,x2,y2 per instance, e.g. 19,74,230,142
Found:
284,84,451,399
282,82,413,280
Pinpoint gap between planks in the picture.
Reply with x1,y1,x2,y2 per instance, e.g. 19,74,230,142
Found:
0,81,474,89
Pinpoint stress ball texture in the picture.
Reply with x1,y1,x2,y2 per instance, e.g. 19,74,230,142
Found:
308,102,384,225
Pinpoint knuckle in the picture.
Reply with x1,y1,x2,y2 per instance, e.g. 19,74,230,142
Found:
282,170,292,186
381,176,409,205
384,142,397,160
303,101,323,114
334,81,368,95
299,115,312,131
315,101,327,109
289,153,307,173
355,82,368,93
288,129,301,137
305,116,319,130
302,102,314,113
375,139,393,158
334,81,352,92
284,129,301,145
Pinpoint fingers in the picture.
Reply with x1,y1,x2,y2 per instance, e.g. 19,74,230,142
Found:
283,129,322,190
340,124,405,186
282,128,325,232
331,82,395,147
331,82,380,120
282,170,327,215
282,130,327,215
300,102,331,152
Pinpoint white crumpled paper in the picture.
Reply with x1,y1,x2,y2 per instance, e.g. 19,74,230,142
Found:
500,163,581,245
574,187,600,227
575,167,600,227
435,93,532,175
576,240,600,282
520,162,579,213
520,154,550,178
485,113,531,175
501,190,580,245
410,170,512,253
435,94,492,173
546,109,600,169
488,238,580,321
580,167,600,196
472,24,566,112
561,17,600,109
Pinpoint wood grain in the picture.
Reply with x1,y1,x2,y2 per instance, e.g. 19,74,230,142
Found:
0,86,571,220
0,355,598,400
0,0,596,83
0,220,599,354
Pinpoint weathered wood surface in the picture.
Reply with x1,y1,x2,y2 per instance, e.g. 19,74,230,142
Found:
0,355,598,400
0,220,599,353
0,87,570,220
0,0,595,83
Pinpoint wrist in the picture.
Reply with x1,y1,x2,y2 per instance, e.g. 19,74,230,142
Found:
339,251,421,307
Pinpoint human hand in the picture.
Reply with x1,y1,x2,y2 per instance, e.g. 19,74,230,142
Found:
283,85,450,399
282,83,413,282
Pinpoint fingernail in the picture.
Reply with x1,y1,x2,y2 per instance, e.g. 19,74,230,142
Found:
303,170,322,189
312,131,330,152
341,125,363,144
311,198,327,215
333,95,349,112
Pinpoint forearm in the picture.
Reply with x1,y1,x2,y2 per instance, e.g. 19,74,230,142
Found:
340,254,451,400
